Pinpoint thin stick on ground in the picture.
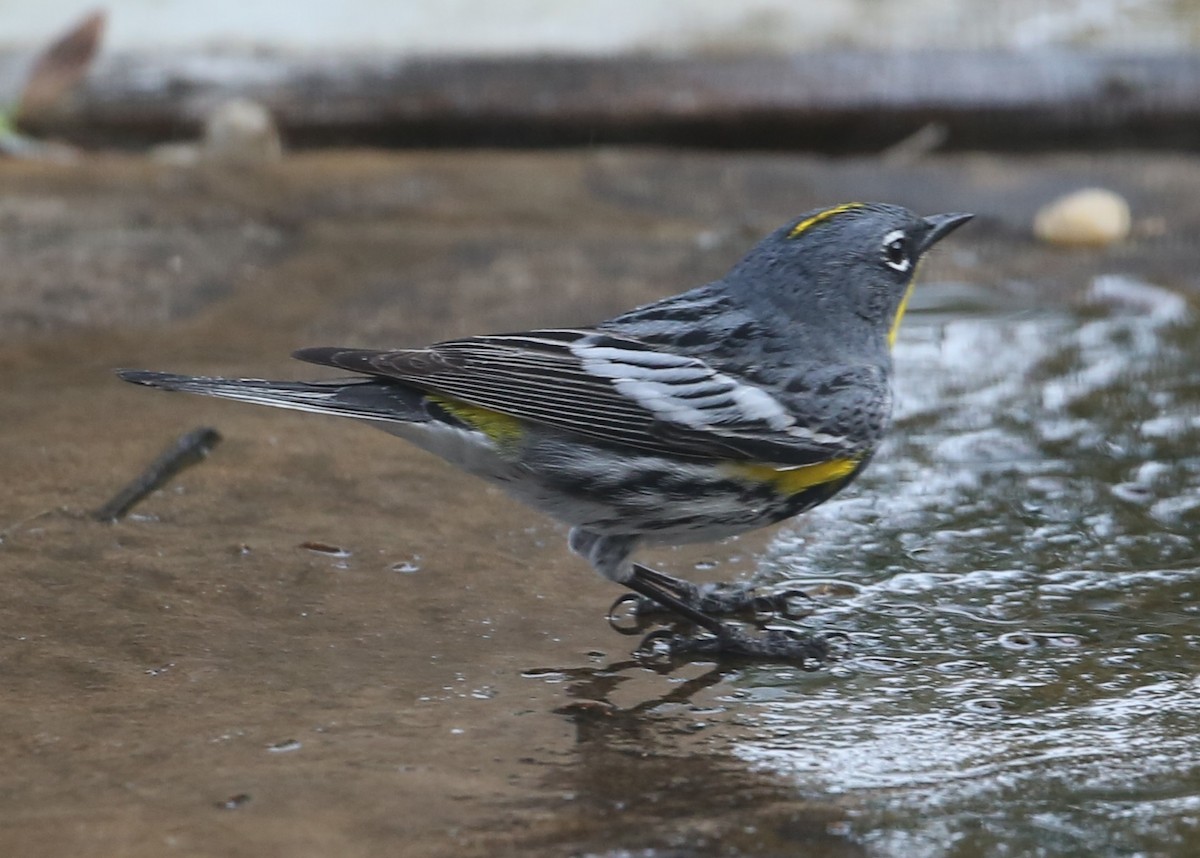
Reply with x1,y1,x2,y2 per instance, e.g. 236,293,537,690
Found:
94,427,222,522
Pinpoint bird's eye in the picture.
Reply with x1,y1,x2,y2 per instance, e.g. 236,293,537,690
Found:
881,229,910,273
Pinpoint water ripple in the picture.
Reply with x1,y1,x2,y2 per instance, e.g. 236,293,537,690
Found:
736,286,1200,855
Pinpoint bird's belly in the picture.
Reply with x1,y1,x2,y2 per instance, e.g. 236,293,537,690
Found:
376,420,528,485
377,421,851,543
507,440,829,540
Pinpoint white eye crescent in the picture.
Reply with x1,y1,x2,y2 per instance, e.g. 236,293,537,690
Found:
881,229,910,272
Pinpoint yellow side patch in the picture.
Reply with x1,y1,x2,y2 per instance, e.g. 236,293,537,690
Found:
787,203,865,239
724,458,859,495
428,394,523,446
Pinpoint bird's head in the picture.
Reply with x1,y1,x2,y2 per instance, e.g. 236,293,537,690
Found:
729,202,973,353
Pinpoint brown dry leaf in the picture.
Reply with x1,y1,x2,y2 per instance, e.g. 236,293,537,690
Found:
17,9,106,119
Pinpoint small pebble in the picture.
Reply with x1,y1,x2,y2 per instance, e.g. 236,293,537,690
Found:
1033,188,1131,247
150,142,201,167
202,98,283,166
300,540,350,557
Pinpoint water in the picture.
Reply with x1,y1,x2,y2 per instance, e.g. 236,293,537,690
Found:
7,280,1200,857
3,152,1199,855
677,278,1200,855
514,275,1200,856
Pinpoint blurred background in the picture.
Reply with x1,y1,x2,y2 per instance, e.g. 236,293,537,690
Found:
3,3,1200,858
5,0,1200,51
4,0,1200,154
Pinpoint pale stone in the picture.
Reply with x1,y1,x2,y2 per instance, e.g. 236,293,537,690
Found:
1033,188,1131,247
202,98,283,166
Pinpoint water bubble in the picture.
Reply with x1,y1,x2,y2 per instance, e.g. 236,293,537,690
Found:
1111,482,1155,504
998,632,1039,650
1044,634,1081,648
963,697,1007,714
1133,633,1172,644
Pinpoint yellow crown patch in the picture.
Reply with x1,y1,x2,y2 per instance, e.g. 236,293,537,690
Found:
787,203,865,239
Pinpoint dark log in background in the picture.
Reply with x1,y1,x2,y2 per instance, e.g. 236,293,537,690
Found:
18,50,1200,151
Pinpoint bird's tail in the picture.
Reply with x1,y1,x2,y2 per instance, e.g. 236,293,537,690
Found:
117,370,428,424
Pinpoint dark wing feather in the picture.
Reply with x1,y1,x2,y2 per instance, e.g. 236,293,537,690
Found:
294,330,857,464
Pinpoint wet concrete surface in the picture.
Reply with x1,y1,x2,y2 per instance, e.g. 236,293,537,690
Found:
2,150,1199,856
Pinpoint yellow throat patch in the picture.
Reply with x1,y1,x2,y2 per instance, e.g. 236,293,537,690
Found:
888,259,923,349
888,281,915,349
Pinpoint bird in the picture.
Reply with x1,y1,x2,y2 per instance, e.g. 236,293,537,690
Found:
119,202,972,661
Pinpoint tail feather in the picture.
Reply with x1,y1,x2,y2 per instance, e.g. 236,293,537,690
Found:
117,370,427,424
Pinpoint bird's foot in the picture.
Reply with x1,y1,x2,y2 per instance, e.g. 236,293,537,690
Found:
608,562,839,665
635,625,841,667
608,563,812,632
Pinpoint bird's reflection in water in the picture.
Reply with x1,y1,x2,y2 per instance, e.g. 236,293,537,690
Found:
519,656,868,857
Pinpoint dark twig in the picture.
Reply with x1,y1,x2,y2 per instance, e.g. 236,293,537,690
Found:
94,427,221,522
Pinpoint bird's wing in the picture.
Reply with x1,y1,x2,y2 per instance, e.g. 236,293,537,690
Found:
294,329,860,465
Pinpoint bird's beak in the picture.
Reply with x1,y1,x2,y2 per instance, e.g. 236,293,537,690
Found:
919,212,974,254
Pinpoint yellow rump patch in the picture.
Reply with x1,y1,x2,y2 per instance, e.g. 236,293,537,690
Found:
428,394,523,446
787,203,865,239
725,457,859,495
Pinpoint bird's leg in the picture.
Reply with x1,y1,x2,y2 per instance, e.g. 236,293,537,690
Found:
571,529,736,630
620,568,729,637
570,528,829,664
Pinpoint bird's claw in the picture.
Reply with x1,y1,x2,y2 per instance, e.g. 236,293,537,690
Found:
607,592,650,635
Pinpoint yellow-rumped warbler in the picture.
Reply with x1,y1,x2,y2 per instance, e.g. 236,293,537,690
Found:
120,203,971,660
